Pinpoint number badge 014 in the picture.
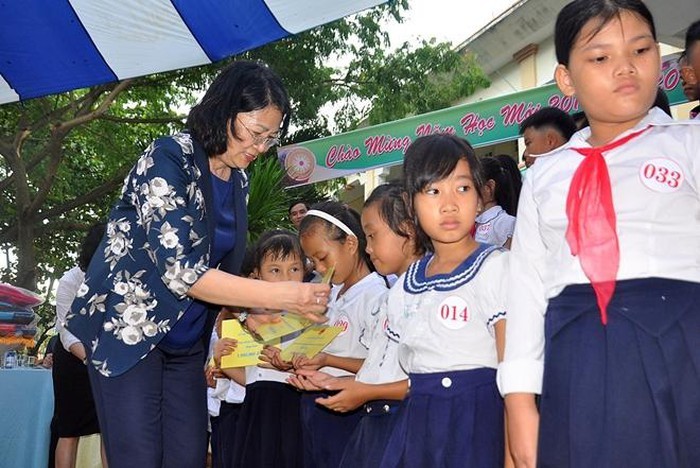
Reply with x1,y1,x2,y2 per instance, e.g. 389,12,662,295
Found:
436,295,469,330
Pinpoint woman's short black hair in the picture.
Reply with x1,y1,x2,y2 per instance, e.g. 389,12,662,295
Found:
251,229,305,273
363,182,424,257
186,60,291,157
79,223,106,272
555,0,656,66
299,200,373,272
403,134,484,253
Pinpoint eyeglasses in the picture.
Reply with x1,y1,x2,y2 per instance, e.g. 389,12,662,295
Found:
237,118,281,150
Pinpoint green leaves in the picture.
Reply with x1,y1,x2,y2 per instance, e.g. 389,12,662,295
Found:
246,155,294,242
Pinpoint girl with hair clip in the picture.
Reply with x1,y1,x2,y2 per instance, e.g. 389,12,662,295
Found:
288,182,423,468
380,135,509,468
279,201,388,468
475,156,520,249
500,1,700,467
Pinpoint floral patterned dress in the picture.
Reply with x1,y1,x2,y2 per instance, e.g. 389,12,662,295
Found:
66,133,249,377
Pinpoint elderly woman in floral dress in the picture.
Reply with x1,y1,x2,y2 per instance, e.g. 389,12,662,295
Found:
66,61,330,468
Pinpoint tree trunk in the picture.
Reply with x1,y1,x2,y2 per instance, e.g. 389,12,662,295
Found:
15,213,37,291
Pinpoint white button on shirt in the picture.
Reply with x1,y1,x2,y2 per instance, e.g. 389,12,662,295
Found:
498,109,700,396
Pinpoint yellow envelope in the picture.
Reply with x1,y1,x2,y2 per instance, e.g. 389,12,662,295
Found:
220,319,279,368
254,313,312,343
279,325,344,361
321,264,336,284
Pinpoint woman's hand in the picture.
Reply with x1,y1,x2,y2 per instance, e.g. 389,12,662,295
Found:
505,393,539,468
188,272,330,319
244,312,281,336
270,282,331,322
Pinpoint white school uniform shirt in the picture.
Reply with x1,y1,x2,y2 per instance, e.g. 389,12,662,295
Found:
387,245,508,375
498,108,700,396
321,272,388,377
55,266,84,353
354,289,407,385
207,329,246,418
475,205,516,247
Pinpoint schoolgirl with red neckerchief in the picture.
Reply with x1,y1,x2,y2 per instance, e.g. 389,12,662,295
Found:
499,1,700,467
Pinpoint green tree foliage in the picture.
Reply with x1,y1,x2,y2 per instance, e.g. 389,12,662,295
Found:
0,1,489,339
342,40,489,126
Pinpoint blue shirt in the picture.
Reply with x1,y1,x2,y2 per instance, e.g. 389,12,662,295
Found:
161,172,236,350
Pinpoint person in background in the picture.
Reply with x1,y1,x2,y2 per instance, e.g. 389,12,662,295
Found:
52,223,108,468
40,334,58,369
66,60,330,468
681,19,700,119
519,107,577,168
475,156,519,249
679,52,699,118
494,154,524,200
289,200,310,230
45,333,59,468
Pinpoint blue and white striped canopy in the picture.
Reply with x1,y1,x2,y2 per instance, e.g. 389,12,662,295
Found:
0,0,386,104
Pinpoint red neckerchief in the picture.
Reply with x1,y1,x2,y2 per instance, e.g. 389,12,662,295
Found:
566,126,651,325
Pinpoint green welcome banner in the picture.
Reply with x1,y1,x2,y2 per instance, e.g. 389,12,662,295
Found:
277,54,688,187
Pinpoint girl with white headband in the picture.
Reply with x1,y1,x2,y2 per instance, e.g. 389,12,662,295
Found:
288,201,388,468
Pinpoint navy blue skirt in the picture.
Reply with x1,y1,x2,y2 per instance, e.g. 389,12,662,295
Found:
232,381,303,468
210,401,241,468
300,391,362,468
539,278,700,468
381,369,504,468
338,400,401,468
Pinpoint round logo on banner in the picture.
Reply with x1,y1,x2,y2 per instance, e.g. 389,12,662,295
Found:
332,315,350,336
436,295,469,330
639,158,684,193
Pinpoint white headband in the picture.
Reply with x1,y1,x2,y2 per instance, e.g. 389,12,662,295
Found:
306,210,356,238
